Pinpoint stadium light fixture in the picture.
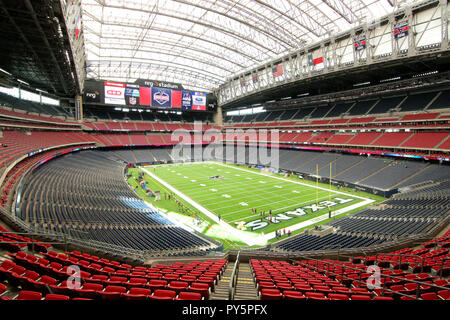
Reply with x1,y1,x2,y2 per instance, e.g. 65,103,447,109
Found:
17,79,30,86
0,68,11,75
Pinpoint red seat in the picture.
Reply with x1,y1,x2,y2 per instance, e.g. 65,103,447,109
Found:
0,283,6,295
104,276,127,286
162,273,180,281
351,287,371,296
16,290,42,300
4,265,26,284
127,277,148,289
122,287,152,300
351,295,371,300
86,274,108,285
260,288,282,300
100,285,127,300
258,281,275,289
188,282,210,299
197,276,215,289
283,290,305,300
373,296,394,301
421,292,439,300
328,293,349,300
168,281,189,293
44,294,70,300
438,290,450,300
293,284,313,293
147,279,167,290
14,270,40,289
75,283,103,299
49,280,77,297
180,275,197,284
150,289,177,300
305,292,328,300
28,275,58,293
176,291,202,300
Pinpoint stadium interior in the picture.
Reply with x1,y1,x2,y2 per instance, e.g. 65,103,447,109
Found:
0,0,449,303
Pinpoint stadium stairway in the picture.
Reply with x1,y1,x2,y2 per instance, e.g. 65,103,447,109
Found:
234,263,259,300
210,263,233,300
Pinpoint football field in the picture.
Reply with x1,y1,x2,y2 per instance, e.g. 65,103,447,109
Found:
138,162,378,244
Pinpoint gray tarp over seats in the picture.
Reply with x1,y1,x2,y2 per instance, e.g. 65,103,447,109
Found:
358,160,428,190
293,152,342,175
317,154,364,178
18,151,216,256
151,148,173,162
333,157,393,183
133,149,155,163
396,164,450,188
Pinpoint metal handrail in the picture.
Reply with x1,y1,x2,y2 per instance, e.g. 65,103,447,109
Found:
373,253,426,273
228,251,241,300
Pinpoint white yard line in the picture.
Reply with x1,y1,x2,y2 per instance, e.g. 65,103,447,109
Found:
141,161,376,243
213,161,370,200
140,166,265,246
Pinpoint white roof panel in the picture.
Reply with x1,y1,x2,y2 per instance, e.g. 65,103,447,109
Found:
81,0,419,92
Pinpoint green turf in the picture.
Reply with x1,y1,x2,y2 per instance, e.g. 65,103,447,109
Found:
134,162,385,238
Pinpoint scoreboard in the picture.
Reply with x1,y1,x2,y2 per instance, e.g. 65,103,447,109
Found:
86,79,207,111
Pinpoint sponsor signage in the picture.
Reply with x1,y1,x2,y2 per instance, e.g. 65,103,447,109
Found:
151,87,172,108
84,90,101,103
182,90,192,110
125,84,140,106
104,81,126,105
135,79,184,90
192,92,207,110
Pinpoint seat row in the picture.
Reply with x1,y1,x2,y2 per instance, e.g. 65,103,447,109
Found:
0,258,211,300
0,288,203,301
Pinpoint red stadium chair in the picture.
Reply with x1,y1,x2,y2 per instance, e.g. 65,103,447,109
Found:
122,287,152,300
147,279,167,290
100,285,127,300
28,275,58,293
104,276,127,286
438,290,450,300
168,281,189,294
75,283,103,299
49,280,78,297
0,283,6,295
150,289,177,300
86,274,108,285
126,277,148,289
188,282,210,299
44,294,70,300
283,290,306,300
16,290,42,300
328,293,349,300
373,296,394,301
421,292,439,300
305,292,328,300
176,291,202,300
260,288,282,300
351,295,371,300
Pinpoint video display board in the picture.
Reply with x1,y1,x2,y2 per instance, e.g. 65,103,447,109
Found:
92,79,207,110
